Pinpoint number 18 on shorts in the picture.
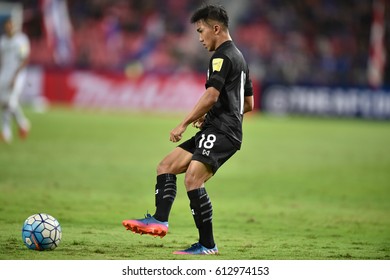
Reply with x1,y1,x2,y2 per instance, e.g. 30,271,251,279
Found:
193,129,238,174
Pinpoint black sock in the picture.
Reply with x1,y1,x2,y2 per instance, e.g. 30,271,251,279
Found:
187,188,215,249
153,174,177,222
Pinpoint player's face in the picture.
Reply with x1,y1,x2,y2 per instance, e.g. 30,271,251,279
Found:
196,20,217,52
4,20,14,37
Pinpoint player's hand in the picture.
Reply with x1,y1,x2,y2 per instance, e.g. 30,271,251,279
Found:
170,124,186,142
192,115,206,129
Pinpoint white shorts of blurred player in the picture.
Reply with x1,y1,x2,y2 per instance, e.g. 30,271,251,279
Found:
0,70,26,108
0,70,30,143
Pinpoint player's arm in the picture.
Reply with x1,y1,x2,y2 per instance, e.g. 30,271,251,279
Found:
10,39,30,88
194,92,253,128
243,69,254,114
192,114,206,129
170,87,220,142
12,56,28,77
243,95,254,114
9,57,28,89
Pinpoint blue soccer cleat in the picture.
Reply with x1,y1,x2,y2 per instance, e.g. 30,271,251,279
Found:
173,242,218,255
122,213,168,238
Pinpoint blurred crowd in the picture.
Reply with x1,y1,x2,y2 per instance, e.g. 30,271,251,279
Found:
6,0,390,86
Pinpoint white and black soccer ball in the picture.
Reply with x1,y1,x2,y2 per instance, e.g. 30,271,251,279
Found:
22,213,62,251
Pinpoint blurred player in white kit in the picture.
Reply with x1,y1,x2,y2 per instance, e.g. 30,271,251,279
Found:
0,17,30,143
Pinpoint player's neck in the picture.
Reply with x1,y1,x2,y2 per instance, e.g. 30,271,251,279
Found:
215,33,232,50
6,31,15,38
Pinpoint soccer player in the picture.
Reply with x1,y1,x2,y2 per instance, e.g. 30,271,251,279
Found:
123,4,254,255
0,17,30,143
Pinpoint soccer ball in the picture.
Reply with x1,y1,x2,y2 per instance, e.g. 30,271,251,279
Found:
22,213,62,251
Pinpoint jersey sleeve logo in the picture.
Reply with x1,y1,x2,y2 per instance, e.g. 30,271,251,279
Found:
212,58,224,72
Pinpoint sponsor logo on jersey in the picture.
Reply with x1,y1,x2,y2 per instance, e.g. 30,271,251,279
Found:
212,58,224,72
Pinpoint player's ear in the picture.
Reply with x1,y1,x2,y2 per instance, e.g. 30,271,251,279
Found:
213,24,220,34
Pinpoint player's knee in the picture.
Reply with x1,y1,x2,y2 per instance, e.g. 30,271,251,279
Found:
156,160,168,175
184,172,203,190
157,159,178,175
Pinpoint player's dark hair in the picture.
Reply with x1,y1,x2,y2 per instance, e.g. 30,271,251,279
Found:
190,4,229,28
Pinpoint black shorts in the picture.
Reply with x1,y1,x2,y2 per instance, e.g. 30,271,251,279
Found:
178,127,238,174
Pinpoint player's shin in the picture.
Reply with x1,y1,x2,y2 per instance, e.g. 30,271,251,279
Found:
188,187,215,249
12,105,29,130
153,173,177,222
1,109,12,142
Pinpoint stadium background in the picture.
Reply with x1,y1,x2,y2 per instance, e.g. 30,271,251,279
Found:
0,0,390,262
0,0,389,116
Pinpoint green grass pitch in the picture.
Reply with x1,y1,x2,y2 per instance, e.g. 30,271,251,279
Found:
0,107,389,260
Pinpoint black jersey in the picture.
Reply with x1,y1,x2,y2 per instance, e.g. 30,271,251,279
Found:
204,40,253,149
